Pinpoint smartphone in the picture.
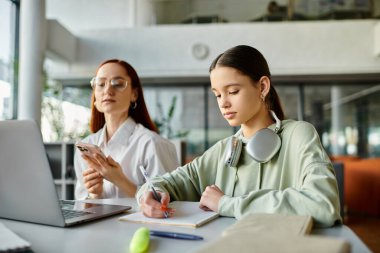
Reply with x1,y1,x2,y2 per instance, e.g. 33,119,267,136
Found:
75,142,106,160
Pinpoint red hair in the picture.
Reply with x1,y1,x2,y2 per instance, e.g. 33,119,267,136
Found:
89,59,157,133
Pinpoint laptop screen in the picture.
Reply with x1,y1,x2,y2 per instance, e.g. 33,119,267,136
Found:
0,120,130,227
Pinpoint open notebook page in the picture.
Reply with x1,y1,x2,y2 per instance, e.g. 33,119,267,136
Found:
119,201,219,228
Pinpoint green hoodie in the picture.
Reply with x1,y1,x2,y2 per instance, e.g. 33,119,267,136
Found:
136,120,342,227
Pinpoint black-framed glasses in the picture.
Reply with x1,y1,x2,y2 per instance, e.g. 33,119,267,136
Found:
90,77,128,92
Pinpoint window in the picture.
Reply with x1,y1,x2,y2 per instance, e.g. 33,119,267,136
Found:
0,0,18,120
41,82,92,142
55,79,380,161
143,84,234,161
302,83,380,158
267,81,380,158
144,86,208,161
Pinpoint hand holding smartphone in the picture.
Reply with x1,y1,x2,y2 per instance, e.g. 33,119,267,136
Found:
75,142,107,160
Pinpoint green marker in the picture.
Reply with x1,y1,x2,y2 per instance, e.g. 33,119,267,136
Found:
129,227,150,253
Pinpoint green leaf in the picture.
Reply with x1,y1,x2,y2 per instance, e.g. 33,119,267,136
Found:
168,96,177,119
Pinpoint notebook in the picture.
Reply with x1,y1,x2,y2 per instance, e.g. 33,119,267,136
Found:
196,213,350,253
119,201,219,228
222,213,314,236
0,120,131,227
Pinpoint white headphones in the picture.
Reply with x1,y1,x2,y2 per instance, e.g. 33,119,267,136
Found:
224,110,282,166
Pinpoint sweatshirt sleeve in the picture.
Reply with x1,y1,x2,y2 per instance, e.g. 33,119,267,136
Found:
136,142,222,204
218,122,342,228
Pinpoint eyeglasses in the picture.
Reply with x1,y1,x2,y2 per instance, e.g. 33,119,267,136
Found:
90,77,128,92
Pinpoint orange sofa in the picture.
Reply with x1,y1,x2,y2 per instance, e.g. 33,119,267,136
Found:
331,156,380,217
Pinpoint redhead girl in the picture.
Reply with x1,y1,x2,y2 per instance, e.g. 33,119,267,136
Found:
74,59,179,199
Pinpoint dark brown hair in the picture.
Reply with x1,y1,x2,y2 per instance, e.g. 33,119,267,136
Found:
89,59,157,133
209,45,285,120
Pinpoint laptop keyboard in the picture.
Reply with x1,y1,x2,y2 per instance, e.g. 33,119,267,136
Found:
62,209,93,219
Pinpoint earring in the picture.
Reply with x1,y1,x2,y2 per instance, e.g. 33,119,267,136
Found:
260,94,265,102
131,101,137,110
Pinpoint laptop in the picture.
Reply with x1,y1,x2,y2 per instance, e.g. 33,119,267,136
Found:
0,120,131,227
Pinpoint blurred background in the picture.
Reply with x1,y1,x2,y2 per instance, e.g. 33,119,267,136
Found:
1,1,380,250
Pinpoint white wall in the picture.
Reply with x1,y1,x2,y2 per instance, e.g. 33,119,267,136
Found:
46,0,133,33
46,20,76,62
47,20,380,83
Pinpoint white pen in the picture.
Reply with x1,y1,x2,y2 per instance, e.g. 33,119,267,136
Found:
139,166,169,218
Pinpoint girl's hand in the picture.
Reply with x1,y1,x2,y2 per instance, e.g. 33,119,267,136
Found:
81,153,124,184
81,153,137,196
82,168,103,198
139,191,174,218
199,184,224,212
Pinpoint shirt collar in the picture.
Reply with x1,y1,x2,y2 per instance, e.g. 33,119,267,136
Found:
96,117,137,147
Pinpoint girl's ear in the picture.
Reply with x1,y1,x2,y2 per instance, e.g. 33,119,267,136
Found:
131,88,138,102
259,76,271,97
93,100,99,111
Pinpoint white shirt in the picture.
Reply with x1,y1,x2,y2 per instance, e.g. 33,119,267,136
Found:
74,117,179,199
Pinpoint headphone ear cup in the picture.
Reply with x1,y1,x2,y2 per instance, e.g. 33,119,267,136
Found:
246,128,281,163
224,137,242,168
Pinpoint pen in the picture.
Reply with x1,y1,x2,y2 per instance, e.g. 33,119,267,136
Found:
139,165,169,218
149,230,204,240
